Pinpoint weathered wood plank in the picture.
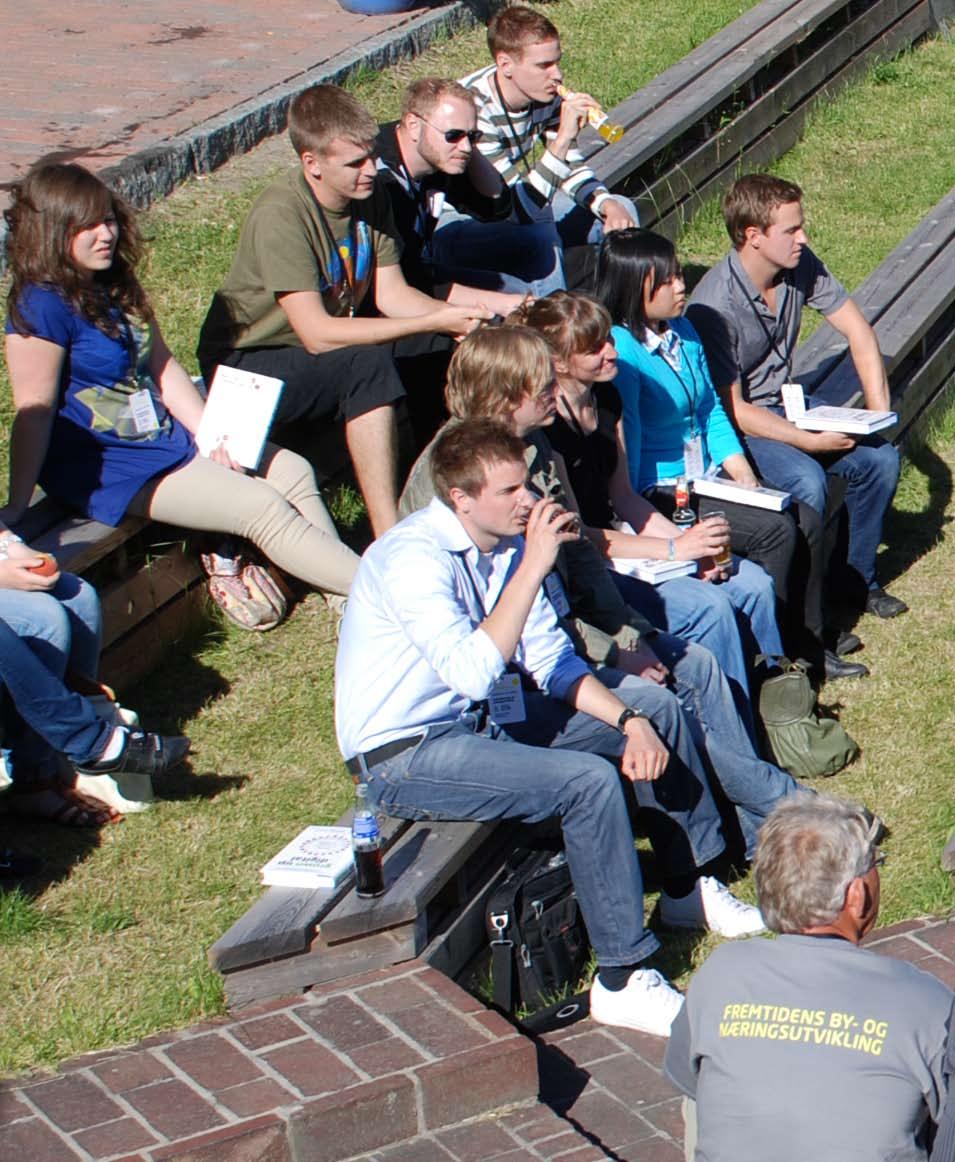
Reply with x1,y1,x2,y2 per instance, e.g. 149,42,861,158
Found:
630,0,924,227
578,0,805,159
222,924,422,1010
319,820,498,944
98,544,205,648
99,582,209,692
593,0,881,189
209,813,413,972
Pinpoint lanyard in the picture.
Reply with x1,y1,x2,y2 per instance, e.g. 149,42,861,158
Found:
119,313,143,390
398,160,434,245
652,337,703,437
312,198,358,317
730,259,797,381
493,72,533,176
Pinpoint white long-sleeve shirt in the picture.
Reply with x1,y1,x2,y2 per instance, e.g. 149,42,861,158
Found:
335,497,590,758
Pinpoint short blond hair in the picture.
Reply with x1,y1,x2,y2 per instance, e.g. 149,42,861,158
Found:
445,327,553,423
488,5,559,58
288,84,377,158
401,77,475,121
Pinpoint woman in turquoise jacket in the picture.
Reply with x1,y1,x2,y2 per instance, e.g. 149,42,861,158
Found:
595,228,857,680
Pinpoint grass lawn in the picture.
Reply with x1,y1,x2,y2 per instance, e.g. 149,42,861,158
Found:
1,5,954,1075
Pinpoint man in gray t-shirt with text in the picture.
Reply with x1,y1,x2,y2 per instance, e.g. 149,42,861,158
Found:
687,174,905,622
665,797,953,1162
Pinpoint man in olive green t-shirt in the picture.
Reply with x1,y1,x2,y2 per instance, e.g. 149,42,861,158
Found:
197,84,490,537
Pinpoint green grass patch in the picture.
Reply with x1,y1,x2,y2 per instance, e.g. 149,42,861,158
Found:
0,8,954,1075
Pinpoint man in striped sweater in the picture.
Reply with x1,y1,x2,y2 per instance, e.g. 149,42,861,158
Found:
430,6,637,296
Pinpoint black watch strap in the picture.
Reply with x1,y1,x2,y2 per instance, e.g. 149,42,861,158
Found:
616,707,645,733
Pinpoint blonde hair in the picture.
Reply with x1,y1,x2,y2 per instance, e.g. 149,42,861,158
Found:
445,326,553,422
288,84,377,158
508,291,611,364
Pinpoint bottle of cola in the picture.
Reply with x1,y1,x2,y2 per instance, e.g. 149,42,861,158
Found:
352,783,385,898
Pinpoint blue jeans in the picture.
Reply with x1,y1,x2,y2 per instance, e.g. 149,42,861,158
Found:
0,575,103,779
745,428,899,589
0,618,111,779
356,640,798,967
431,191,639,298
612,558,783,701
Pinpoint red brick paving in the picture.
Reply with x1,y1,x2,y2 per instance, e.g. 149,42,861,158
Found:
1,0,478,207
5,925,952,1159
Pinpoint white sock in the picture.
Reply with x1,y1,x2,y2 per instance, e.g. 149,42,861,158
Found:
99,727,128,762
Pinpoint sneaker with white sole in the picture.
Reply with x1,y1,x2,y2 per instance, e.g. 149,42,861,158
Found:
590,969,684,1037
660,876,766,938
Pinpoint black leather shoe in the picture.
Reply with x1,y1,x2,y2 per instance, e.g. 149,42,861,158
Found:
823,650,869,682
865,587,908,618
835,630,862,656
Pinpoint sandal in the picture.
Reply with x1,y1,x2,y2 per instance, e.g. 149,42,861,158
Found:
201,542,287,631
4,780,124,828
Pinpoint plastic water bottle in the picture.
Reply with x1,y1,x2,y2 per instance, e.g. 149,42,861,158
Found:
556,84,625,142
352,783,385,898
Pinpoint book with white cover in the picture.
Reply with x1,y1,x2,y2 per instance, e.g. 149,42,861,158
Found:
793,405,897,435
690,476,791,512
195,366,284,470
609,557,697,585
260,825,353,889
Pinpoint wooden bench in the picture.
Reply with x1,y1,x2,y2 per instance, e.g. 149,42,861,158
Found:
210,809,515,1009
13,495,208,693
792,185,955,438
581,0,955,236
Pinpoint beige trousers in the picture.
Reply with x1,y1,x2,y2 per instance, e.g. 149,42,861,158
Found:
128,444,359,595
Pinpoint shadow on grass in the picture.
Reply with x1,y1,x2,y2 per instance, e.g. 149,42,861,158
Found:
125,635,233,734
878,438,953,587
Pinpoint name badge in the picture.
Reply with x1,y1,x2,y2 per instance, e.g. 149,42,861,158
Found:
544,572,571,618
683,435,705,479
488,673,526,723
129,389,160,434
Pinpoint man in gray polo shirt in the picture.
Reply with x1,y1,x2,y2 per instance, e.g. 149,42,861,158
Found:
687,174,905,620
664,796,954,1161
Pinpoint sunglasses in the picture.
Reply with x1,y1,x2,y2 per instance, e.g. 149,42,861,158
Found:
416,117,483,145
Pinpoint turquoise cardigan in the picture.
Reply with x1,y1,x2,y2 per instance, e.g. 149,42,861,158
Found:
611,315,744,493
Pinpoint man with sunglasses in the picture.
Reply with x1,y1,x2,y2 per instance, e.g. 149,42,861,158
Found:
376,78,530,318
665,796,954,1162
198,83,492,538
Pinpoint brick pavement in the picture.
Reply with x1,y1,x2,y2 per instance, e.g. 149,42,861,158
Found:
2,918,954,1161
1,0,488,205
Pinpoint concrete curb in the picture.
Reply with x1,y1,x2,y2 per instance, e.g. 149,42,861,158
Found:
96,1,494,209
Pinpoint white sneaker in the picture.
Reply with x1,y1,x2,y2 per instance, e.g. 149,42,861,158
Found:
660,876,766,938
590,969,684,1037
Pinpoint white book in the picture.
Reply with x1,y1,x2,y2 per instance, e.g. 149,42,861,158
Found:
609,556,697,585
260,825,353,889
793,405,897,435
690,476,791,512
195,365,284,470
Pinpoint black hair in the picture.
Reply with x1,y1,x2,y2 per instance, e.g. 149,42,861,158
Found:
594,227,680,340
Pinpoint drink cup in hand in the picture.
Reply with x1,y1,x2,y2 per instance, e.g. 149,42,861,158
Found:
704,511,732,567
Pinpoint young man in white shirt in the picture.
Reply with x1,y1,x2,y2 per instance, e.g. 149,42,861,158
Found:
336,419,767,1037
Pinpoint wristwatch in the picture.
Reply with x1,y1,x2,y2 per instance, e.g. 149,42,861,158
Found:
616,707,645,733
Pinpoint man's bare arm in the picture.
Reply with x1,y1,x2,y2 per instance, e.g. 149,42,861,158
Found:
825,299,890,411
717,379,856,455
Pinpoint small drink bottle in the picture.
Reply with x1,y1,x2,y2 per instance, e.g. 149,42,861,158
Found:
352,783,385,898
672,476,697,531
556,85,625,143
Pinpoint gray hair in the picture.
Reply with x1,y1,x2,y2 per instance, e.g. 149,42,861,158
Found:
754,796,879,933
